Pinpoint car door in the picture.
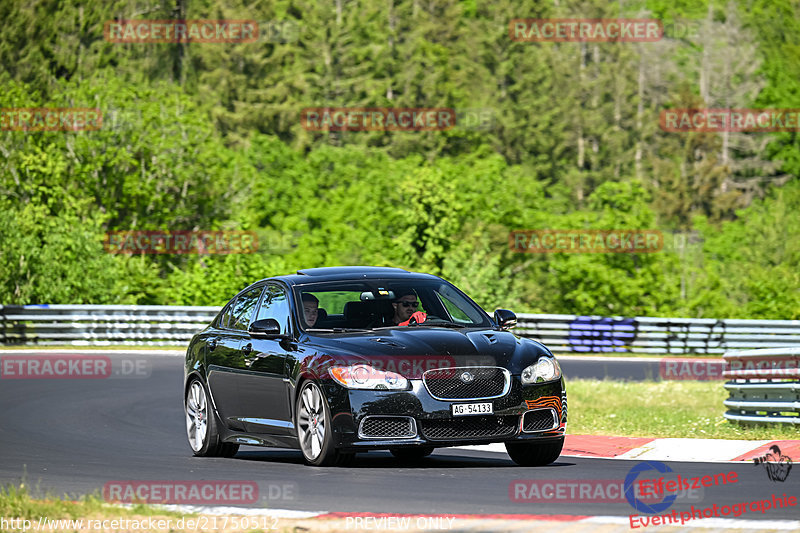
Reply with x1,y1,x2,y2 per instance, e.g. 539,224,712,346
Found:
238,283,294,435
205,285,264,431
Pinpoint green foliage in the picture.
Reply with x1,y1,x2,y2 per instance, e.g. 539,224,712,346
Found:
0,0,797,319
163,254,287,306
689,180,800,319
0,202,133,304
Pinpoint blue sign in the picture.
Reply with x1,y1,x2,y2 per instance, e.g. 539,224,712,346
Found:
624,461,677,514
568,316,636,352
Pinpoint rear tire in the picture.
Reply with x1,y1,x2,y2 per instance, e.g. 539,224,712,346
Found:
505,438,563,466
185,378,240,457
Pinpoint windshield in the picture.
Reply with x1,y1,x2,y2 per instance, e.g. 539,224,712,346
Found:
293,279,492,332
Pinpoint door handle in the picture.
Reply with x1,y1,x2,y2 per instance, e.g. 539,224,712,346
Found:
208,338,218,351
242,343,253,355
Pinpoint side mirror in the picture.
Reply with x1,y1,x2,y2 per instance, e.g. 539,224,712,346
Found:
494,309,517,330
249,318,285,339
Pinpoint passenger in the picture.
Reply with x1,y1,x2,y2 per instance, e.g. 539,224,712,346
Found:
301,293,319,327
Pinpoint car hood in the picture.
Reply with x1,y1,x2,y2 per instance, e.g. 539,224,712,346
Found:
302,327,553,377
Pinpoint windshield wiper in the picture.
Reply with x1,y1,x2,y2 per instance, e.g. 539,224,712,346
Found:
372,322,468,329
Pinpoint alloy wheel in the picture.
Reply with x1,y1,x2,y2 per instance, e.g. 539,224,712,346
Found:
185,381,208,452
297,382,326,460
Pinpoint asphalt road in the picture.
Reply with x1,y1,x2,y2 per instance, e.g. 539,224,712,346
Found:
0,353,793,520
558,355,665,381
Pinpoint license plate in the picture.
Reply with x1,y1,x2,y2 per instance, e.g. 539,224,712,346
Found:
451,402,493,416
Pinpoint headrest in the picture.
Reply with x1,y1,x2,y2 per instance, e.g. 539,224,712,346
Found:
343,301,373,320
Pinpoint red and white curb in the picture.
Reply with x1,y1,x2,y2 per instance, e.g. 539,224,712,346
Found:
585,515,800,529
458,435,800,463
137,504,319,518
146,507,800,530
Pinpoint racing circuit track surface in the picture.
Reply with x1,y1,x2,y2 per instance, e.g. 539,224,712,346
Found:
0,353,795,520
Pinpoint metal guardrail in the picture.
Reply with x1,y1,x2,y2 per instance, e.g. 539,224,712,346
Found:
2,306,800,354
516,314,800,355
723,347,800,425
0,304,221,346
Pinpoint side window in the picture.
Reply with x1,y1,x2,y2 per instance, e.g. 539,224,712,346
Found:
229,286,264,331
218,304,234,329
437,290,473,323
256,285,291,335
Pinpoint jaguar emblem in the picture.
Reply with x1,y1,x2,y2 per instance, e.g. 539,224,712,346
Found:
459,371,475,384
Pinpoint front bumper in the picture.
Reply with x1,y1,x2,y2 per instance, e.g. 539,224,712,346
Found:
323,376,567,451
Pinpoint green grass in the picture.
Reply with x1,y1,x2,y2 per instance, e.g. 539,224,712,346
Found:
0,483,297,533
0,483,186,521
0,483,189,518
566,379,799,440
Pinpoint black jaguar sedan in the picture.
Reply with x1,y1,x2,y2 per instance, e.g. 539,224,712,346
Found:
184,266,567,466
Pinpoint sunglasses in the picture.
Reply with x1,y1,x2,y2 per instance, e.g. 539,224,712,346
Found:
396,301,419,308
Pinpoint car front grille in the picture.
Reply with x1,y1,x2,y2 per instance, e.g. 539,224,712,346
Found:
420,415,518,441
422,366,510,400
522,408,558,432
358,416,417,439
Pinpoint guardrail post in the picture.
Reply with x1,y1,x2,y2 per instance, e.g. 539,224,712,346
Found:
723,347,800,425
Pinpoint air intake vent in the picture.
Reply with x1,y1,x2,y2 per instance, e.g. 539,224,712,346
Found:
358,416,417,439
522,409,558,432
420,415,518,441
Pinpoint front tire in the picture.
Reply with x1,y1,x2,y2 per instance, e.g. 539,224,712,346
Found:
185,378,240,457
296,381,353,466
505,438,564,466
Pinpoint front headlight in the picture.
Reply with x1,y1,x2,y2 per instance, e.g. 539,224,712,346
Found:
329,364,408,390
521,356,561,384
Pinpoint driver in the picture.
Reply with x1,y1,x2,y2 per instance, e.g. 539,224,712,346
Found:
390,289,426,326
